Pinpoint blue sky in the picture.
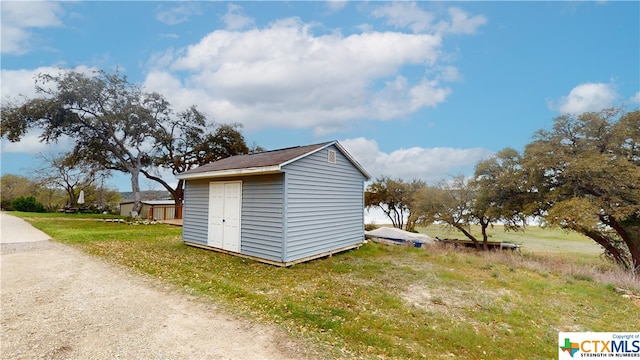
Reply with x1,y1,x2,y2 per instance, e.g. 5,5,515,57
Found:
1,1,639,193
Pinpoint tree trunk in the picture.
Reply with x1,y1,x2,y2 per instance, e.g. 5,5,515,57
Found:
606,216,640,274
618,224,640,274
583,228,630,270
405,211,418,232
381,206,403,229
480,219,490,251
393,208,403,229
140,170,184,219
66,186,77,207
627,235,640,274
130,168,143,215
454,224,481,250
174,179,184,219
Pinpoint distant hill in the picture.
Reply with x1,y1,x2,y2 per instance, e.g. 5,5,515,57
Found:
119,190,172,202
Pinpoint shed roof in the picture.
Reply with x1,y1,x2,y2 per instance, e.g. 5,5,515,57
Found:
177,140,370,180
119,200,175,206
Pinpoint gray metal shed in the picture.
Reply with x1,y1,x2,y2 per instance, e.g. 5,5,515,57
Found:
176,141,370,266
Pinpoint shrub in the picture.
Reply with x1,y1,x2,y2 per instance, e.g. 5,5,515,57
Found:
11,196,47,213
364,223,378,231
1,198,13,211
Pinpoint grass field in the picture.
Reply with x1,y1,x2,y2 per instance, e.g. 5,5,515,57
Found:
416,224,604,259
11,212,640,359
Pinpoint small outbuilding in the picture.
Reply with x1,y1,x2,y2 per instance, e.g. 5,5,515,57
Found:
119,199,178,220
176,141,370,266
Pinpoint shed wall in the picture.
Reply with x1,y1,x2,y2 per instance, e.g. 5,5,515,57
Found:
119,203,152,218
240,174,284,261
148,205,177,221
183,180,210,245
282,144,367,262
119,203,134,217
183,175,285,262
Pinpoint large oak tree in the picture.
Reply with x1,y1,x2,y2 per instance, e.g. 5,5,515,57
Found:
523,109,640,272
1,69,253,215
142,106,250,216
1,70,163,213
412,149,527,250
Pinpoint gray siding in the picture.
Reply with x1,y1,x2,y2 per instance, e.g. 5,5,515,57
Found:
183,175,285,262
282,145,367,262
240,174,284,262
182,179,210,246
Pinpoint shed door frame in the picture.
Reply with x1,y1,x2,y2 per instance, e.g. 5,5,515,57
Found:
208,181,242,253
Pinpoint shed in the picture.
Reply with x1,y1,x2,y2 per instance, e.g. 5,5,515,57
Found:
176,141,370,266
119,200,178,220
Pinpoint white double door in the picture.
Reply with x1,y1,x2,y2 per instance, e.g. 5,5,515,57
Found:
208,181,241,253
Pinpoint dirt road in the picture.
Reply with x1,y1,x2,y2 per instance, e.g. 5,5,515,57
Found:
0,212,315,359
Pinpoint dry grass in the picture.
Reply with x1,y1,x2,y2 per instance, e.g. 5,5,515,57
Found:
421,242,639,292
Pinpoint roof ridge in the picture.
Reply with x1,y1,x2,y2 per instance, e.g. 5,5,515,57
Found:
177,140,355,180
251,145,301,155
252,141,334,155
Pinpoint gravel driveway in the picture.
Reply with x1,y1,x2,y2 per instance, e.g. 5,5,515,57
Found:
0,213,316,359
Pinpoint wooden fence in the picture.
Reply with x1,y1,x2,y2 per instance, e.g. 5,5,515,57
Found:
148,204,183,220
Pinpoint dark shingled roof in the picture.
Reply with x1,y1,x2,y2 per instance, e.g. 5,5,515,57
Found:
179,141,333,176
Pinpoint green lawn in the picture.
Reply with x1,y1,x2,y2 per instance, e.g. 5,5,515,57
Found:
416,224,604,259
12,212,640,360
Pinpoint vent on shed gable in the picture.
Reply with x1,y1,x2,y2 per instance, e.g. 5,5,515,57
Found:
328,149,337,164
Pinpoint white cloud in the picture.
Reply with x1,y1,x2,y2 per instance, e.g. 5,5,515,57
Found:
326,0,347,12
144,18,459,134
340,137,494,184
1,1,64,55
1,66,96,154
370,76,451,120
1,68,42,103
630,91,640,104
159,33,179,40
0,132,71,154
437,66,462,82
438,7,487,35
155,3,202,25
372,3,486,35
552,82,618,114
1,66,96,104
222,4,255,30
356,23,374,33
372,2,435,33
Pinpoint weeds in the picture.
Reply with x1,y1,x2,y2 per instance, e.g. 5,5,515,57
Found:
475,250,639,291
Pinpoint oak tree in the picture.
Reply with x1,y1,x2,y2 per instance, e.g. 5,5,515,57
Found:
365,177,425,231
1,69,252,215
36,152,109,208
523,108,640,272
413,149,528,250
1,70,163,213
471,148,528,249
142,106,250,215
413,176,481,246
